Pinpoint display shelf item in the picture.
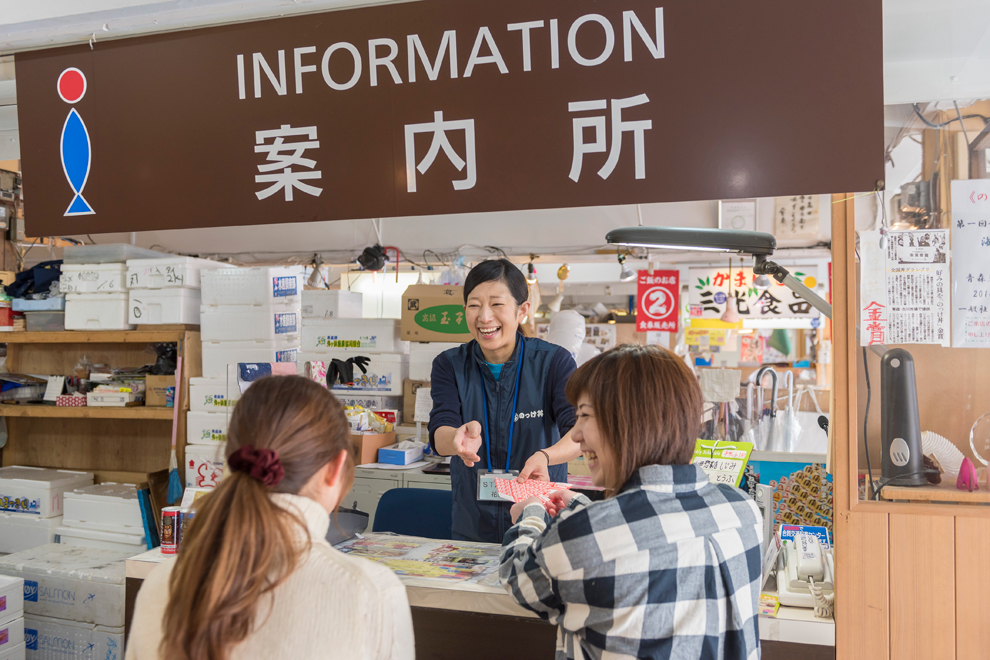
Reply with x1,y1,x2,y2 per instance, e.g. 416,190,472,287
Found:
126,256,226,290
128,288,202,325
59,264,127,294
200,303,300,342
65,293,133,331
201,266,303,306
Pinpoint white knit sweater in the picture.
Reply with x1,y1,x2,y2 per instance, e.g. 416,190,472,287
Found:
125,493,415,660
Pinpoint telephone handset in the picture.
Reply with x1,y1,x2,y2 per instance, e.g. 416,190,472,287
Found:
795,532,825,581
777,532,835,617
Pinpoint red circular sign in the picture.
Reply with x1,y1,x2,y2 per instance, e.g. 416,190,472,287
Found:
57,68,87,104
640,287,672,319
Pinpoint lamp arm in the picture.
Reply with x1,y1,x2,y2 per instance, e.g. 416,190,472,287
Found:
754,256,887,357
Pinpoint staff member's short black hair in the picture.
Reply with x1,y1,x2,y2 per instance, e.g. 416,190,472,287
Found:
463,259,529,306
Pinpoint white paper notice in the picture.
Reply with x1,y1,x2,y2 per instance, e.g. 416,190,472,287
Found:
859,229,950,347
951,180,990,347
774,194,821,241
43,376,66,402
414,386,433,424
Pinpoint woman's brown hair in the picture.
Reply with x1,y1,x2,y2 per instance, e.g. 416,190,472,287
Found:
565,344,703,494
162,375,352,660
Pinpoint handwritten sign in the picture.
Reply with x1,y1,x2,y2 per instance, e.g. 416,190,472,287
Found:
688,266,821,321
691,440,753,488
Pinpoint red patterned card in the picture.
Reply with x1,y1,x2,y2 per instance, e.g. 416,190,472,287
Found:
494,478,571,506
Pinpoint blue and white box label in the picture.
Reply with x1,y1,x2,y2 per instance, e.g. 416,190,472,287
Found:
272,275,298,298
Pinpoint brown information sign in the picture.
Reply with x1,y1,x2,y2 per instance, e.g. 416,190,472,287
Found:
16,0,883,235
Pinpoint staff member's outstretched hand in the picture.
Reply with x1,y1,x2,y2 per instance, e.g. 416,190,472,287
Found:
453,421,483,467
517,451,551,482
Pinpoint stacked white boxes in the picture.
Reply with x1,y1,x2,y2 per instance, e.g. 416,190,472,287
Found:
298,290,407,421
0,468,94,555
199,267,303,378
126,257,226,326
0,545,130,660
0,576,25,660
56,484,146,555
63,262,132,331
195,267,303,487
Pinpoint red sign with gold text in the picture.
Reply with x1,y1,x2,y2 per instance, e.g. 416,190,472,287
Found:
637,270,679,332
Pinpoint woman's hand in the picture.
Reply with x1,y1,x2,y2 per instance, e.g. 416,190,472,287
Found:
546,490,578,517
452,421,483,467
510,496,544,523
518,451,551,482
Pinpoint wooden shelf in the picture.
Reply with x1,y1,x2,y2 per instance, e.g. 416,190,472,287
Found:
0,405,175,420
0,330,187,344
879,480,990,505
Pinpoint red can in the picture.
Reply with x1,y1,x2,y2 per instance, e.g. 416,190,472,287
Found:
161,507,182,555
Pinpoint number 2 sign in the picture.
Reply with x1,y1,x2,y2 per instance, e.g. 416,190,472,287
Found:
636,270,679,333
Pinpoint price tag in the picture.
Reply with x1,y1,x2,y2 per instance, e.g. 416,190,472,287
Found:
690,439,753,488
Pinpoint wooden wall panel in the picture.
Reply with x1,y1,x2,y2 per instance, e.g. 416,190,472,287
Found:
889,514,956,660
955,517,990,660
835,510,889,660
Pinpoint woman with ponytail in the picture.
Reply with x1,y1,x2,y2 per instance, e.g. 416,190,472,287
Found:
126,375,414,660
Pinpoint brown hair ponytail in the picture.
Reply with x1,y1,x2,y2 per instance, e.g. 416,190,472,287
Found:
162,376,352,660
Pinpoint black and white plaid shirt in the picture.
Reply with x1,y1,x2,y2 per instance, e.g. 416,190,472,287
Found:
499,464,763,660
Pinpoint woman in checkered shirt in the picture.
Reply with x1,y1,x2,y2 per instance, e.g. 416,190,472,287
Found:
499,344,763,660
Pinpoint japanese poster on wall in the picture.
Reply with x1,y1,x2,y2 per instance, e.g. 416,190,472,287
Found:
859,229,950,347
773,195,821,241
950,180,990,348
687,267,821,321
636,270,679,332
718,199,757,232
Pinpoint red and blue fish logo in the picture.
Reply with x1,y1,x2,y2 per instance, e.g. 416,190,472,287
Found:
58,67,94,216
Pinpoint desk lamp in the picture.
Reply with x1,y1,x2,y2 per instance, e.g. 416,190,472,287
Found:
605,227,926,488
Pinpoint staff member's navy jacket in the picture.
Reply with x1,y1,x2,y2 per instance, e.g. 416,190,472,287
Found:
429,336,577,542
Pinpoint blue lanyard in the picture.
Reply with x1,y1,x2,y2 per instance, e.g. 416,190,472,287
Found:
479,339,524,472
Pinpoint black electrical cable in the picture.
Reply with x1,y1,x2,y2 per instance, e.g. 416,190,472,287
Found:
873,470,940,501
862,347,876,499
912,103,990,129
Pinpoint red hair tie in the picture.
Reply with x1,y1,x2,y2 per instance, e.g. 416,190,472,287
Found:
228,445,285,488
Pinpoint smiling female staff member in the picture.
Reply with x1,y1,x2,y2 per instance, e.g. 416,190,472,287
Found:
428,259,582,543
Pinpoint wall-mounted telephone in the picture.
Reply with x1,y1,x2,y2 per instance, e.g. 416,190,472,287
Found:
777,532,835,617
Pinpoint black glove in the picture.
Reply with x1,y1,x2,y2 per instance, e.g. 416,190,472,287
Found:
331,358,353,386
349,356,370,375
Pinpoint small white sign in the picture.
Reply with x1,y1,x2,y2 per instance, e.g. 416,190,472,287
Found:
43,376,65,402
414,386,433,424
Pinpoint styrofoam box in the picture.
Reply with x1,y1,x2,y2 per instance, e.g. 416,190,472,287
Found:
333,394,402,410
0,544,130,627
0,515,63,555
302,318,405,353
56,526,145,554
64,293,133,331
186,444,225,489
189,377,239,412
201,266,303,306
0,617,23,654
24,615,124,660
126,256,226,290
129,288,201,325
409,342,461,381
59,264,127,294
0,643,24,660
200,303,301,342
301,290,364,319
62,484,142,533
201,338,299,379
0,575,24,624
0,468,94,519
299,351,408,396
187,411,229,446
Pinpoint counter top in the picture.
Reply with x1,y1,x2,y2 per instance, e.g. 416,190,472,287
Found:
127,539,835,643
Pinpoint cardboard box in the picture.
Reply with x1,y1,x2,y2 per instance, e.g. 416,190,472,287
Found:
378,442,424,466
350,432,396,465
400,285,473,343
403,380,430,422
145,375,175,407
